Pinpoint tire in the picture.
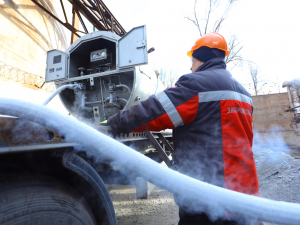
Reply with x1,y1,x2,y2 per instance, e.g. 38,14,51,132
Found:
0,173,97,225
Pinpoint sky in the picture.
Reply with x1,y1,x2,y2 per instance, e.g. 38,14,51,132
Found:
59,0,300,95
88,0,300,95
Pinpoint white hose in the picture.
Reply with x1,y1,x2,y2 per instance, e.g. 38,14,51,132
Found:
116,84,131,93
1,98,300,225
42,84,81,106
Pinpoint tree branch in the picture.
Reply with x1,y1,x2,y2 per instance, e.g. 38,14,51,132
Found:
204,0,213,35
194,0,202,36
185,0,243,69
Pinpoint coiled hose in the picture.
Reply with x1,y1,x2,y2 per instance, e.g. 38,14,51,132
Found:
0,98,300,224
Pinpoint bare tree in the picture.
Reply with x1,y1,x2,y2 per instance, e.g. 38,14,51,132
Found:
247,62,276,95
185,0,243,70
248,62,259,96
154,68,178,88
225,34,243,68
241,62,281,95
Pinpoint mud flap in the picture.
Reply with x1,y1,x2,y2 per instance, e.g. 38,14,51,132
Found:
61,150,117,225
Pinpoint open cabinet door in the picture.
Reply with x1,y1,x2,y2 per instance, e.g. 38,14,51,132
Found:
118,25,148,69
45,49,67,82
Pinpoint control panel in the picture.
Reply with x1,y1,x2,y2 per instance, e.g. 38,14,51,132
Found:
90,49,107,63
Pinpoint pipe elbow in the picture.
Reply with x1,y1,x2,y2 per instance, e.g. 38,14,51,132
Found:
116,84,131,93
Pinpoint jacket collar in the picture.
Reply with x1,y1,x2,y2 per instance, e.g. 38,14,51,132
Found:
195,58,226,72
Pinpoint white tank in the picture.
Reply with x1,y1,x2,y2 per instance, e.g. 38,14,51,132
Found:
45,26,165,124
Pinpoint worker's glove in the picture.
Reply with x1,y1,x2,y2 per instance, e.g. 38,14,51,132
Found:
98,120,114,136
100,120,109,126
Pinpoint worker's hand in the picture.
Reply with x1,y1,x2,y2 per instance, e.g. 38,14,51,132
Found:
98,120,115,136
99,125,114,134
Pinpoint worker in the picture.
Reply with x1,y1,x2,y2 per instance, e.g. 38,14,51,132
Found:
102,33,259,225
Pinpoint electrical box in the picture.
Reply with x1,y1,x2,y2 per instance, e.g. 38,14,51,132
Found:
45,50,67,82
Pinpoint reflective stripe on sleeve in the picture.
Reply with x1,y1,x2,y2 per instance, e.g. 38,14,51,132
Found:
198,91,253,106
155,91,184,127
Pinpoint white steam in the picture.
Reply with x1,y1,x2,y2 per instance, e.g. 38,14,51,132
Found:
1,98,300,224
253,126,289,150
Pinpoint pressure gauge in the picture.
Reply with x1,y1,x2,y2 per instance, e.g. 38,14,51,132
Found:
90,49,107,63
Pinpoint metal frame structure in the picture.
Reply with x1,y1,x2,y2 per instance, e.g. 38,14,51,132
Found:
31,0,126,43
145,131,173,167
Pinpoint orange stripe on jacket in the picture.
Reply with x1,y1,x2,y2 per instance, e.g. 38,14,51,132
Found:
176,95,199,125
220,100,260,196
131,113,175,132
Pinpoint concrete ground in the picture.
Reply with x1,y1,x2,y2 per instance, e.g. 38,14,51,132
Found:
106,146,300,225
106,184,179,225
253,146,300,203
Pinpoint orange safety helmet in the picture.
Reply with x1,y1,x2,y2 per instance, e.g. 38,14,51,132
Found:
187,33,230,58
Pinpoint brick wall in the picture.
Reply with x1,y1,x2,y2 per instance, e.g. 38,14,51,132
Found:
252,93,300,146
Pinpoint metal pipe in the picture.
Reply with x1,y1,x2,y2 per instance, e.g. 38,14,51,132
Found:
81,93,93,112
42,84,81,106
86,97,128,106
99,78,106,118
104,97,110,103
284,104,300,112
2,98,300,225
103,80,108,96
117,98,128,105
291,87,300,103
286,87,294,108
116,84,131,93
109,93,113,104
86,100,103,105
291,87,300,111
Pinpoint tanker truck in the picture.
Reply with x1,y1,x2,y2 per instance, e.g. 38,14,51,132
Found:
0,25,174,225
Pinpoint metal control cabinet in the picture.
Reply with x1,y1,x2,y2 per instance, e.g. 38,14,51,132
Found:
118,25,148,68
45,50,67,82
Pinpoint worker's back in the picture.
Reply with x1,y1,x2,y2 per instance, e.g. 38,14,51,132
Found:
172,58,259,196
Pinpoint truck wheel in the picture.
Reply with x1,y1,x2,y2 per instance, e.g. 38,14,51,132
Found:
0,173,97,225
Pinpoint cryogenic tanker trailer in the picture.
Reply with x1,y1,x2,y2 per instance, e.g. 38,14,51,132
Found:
46,25,161,124
0,26,174,225
45,24,173,166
